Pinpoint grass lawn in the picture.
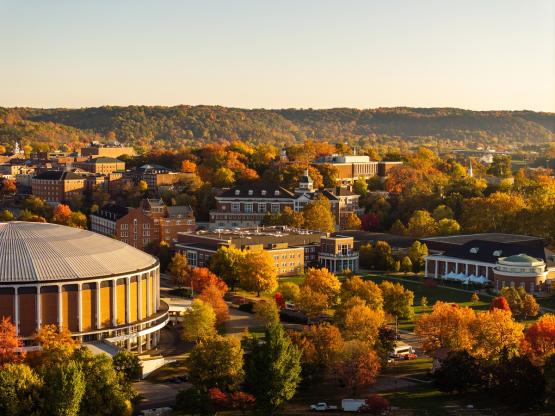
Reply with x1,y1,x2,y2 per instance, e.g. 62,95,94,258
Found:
383,357,432,377
146,359,189,383
537,295,555,311
362,273,492,330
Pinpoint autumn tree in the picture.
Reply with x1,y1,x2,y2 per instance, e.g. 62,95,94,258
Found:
0,363,42,416
182,300,217,342
334,340,381,396
437,218,462,235
0,209,15,221
180,159,197,173
209,246,245,290
253,301,280,325
238,251,278,296
52,204,72,226
471,292,480,303
523,314,555,364
0,317,25,366
302,194,335,232
246,323,302,415
278,282,301,302
41,360,86,416
189,267,228,295
298,286,329,320
340,276,383,311
340,304,385,343
470,309,524,361
198,284,230,325
407,240,428,273
490,295,511,313
343,213,361,230
187,335,245,392
401,256,412,273
406,210,438,237
293,323,344,378
415,302,477,355
302,267,341,306
35,324,78,364
380,281,414,330
168,252,190,289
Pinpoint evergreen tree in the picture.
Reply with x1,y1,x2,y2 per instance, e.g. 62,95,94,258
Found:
246,323,302,415
41,360,85,416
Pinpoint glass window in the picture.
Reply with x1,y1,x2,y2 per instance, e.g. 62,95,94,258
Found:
231,203,240,213
271,203,280,213
245,203,253,213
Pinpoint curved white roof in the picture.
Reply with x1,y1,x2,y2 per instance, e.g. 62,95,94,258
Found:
0,222,157,283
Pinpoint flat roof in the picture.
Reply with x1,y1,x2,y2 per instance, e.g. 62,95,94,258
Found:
421,233,542,245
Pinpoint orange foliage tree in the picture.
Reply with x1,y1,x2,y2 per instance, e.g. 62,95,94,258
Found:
334,340,381,396
35,324,78,363
198,284,230,325
52,203,72,226
523,314,555,364
0,317,25,365
302,267,341,307
490,296,511,313
415,302,476,355
189,267,228,294
470,309,524,361
180,159,197,173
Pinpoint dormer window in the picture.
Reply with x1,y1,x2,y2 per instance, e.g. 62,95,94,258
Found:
248,190,253,196
493,250,502,256
261,190,267,196
470,247,479,254
274,190,280,196
235,190,240,196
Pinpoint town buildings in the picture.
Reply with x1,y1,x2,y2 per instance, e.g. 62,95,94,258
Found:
80,143,136,158
74,157,125,174
175,226,359,275
423,233,555,293
209,170,361,230
312,154,402,184
90,198,195,249
31,171,86,203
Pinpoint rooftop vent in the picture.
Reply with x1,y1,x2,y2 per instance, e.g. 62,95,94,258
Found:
274,190,280,196
493,250,502,256
235,190,240,195
261,190,266,196
470,247,479,254
248,190,253,195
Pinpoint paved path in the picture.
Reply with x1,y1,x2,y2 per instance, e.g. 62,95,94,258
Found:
134,380,189,410
224,305,265,338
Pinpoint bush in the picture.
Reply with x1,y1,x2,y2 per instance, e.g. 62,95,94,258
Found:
358,394,390,414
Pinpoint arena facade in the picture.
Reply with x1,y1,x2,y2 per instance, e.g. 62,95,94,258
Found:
0,221,167,352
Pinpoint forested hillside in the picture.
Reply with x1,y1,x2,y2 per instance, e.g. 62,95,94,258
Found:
0,106,553,150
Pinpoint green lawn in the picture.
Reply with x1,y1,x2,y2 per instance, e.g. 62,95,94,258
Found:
383,357,432,377
145,359,189,383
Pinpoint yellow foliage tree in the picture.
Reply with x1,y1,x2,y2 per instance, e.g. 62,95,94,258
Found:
238,251,278,296
470,309,524,361
302,267,341,307
341,304,384,343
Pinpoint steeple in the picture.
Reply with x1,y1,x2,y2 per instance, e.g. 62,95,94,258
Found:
295,168,314,194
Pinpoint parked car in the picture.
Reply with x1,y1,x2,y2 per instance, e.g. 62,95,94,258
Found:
403,353,418,360
310,402,338,411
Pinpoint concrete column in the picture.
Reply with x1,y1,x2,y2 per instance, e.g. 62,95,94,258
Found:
138,275,143,321
425,260,428,277
96,281,101,329
465,263,469,275
146,275,151,317
112,279,118,327
14,287,19,336
58,285,63,328
137,335,143,353
434,260,438,278
36,286,41,330
77,283,82,332
126,277,131,324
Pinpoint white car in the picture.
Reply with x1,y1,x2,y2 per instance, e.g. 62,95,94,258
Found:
310,402,338,411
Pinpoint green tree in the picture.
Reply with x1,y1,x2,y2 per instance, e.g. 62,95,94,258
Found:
187,335,245,392
73,348,132,416
406,210,438,237
353,176,368,196
0,363,42,416
175,388,210,415
302,194,335,232
246,323,302,415
432,204,454,221
41,360,86,416
182,299,217,342
209,246,245,290
112,350,142,382
0,209,15,221
372,241,394,271
278,282,301,302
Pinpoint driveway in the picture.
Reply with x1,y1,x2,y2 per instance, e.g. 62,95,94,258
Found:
134,380,189,410
224,305,264,338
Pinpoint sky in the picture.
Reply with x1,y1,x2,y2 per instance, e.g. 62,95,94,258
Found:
0,0,554,111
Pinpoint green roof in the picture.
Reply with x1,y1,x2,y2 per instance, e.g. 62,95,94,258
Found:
502,253,540,263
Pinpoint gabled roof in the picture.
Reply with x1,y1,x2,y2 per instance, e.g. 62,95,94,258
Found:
167,205,193,218
94,203,129,220
440,239,546,264
88,157,123,164
218,184,295,199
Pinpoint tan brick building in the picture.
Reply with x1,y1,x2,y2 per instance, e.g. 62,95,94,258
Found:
31,171,86,203
75,157,125,174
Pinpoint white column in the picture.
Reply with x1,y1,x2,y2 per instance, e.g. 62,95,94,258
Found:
434,259,438,278
126,277,131,323
112,279,118,327
58,285,63,328
77,283,82,332
465,263,468,275
425,259,428,277
36,286,41,331
96,281,101,329
146,274,151,317
14,287,19,336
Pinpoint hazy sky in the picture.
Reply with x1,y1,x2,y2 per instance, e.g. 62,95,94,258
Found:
1,0,553,111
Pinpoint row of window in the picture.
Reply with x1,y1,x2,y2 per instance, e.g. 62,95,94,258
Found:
228,203,281,213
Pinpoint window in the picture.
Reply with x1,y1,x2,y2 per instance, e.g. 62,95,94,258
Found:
186,251,198,267
271,203,280,213
245,203,253,213
261,190,267,196
258,203,267,213
274,190,280,196
143,223,150,229
235,190,240,195
248,190,253,195
120,224,128,230
231,203,240,213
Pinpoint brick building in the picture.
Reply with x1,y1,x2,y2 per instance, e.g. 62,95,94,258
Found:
141,199,196,244
312,154,402,184
31,171,86,203
74,157,125,174
80,144,136,158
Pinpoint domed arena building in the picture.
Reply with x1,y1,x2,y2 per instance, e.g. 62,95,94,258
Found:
0,221,167,352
